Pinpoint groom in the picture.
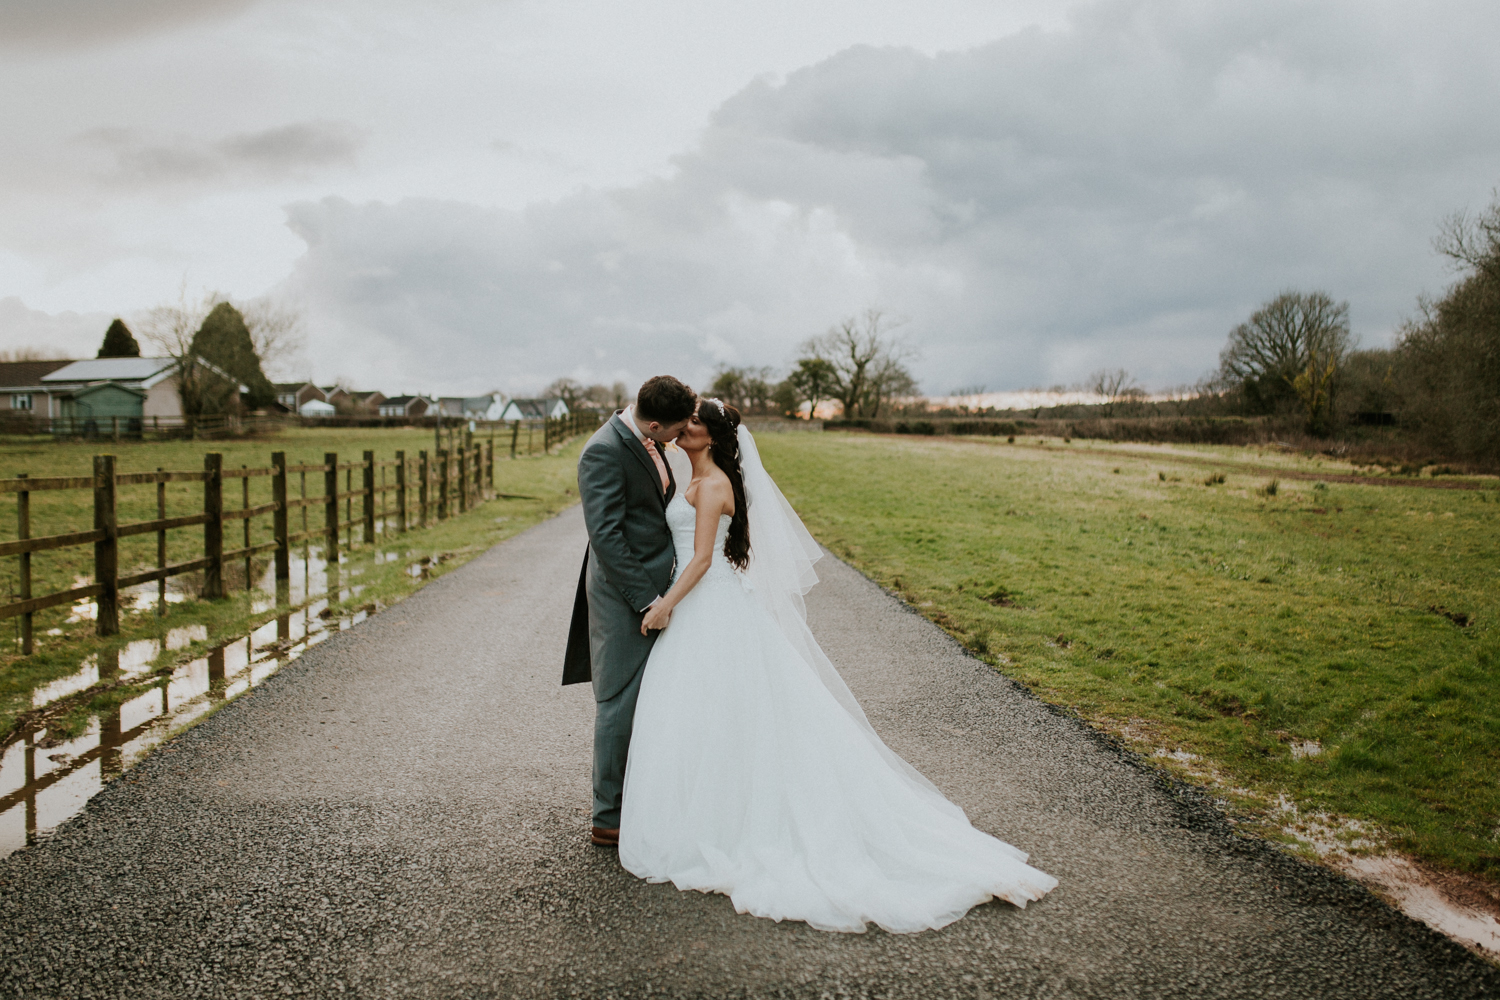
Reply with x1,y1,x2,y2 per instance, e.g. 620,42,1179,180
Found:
563,375,697,847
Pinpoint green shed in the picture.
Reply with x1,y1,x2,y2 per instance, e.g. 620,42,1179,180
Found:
56,381,146,437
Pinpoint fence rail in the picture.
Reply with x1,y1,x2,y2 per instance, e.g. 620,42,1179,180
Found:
3,410,609,446
2,412,603,656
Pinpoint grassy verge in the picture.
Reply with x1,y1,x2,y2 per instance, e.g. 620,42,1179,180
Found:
0,428,586,742
756,431,1500,878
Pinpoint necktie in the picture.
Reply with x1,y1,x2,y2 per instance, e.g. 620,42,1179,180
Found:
642,438,670,493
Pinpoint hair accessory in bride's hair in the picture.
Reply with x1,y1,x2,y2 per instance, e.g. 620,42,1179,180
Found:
703,397,725,413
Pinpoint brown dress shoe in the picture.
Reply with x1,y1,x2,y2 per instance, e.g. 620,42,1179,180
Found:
591,826,620,847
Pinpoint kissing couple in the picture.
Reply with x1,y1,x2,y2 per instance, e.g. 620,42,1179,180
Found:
562,375,1056,933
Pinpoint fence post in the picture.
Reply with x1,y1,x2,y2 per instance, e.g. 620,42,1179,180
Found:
418,450,429,528
438,450,449,520
93,455,120,636
240,465,251,592
272,451,289,598
473,443,482,500
156,469,166,616
324,452,339,570
17,473,30,655
485,440,494,492
202,452,223,600
362,450,376,544
458,447,468,514
395,450,407,533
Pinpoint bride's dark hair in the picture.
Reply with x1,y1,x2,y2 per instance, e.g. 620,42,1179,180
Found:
697,399,750,569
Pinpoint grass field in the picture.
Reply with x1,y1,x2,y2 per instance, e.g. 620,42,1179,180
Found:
755,431,1500,880
0,428,587,742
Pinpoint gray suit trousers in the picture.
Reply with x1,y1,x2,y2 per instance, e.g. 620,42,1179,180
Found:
587,549,659,828
591,653,646,829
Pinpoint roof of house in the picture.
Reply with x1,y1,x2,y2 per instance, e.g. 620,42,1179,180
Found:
0,359,75,388
274,381,319,392
349,390,385,401
63,381,148,400
381,395,423,406
502,397,564,418
42,357,176,384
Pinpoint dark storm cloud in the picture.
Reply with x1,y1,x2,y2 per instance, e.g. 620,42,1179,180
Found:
0,0,261,47
281,0,1500,393
78,121,366,187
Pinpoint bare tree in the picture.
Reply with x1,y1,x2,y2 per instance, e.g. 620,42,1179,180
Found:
710,365,776,413
240,297,306,381
1088,368,1139,418
0,347,66,362
545,378,586,408
801,309,918,419
137,285,234,416
1217,291,1352,417
1398,193,1500,462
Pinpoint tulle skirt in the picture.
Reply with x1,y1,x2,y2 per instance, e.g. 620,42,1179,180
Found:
618,568,1057,934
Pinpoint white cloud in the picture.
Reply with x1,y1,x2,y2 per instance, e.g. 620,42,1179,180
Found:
273,0,1500,395
0,297,112,358
2,0,1498,396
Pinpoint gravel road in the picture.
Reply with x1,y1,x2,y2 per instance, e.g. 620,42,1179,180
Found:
1,505,1495,999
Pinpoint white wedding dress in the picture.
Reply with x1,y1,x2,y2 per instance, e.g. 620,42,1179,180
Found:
619,475,1057,933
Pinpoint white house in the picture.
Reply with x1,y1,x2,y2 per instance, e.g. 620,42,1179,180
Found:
462,393,504,420
498,397,569,421
300,399,337,417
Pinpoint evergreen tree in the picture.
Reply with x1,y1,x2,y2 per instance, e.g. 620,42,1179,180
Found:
189,302,276,410
97,318,141,358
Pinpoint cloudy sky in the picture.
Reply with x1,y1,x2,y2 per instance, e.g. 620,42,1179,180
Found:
3,0,1498,397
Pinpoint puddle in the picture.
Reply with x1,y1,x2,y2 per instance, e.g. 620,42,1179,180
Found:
54,545,442,637
1104,715,1500,960
1270,795,1500,959
0,599,381,860
1344,855,1500,957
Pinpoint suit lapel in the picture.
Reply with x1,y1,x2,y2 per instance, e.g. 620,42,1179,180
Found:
610,414,668,508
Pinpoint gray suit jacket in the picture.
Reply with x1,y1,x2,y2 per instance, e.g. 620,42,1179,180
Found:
562,413,677,700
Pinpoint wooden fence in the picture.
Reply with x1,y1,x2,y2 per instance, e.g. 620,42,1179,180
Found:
6,410,608,445
0,428,588,656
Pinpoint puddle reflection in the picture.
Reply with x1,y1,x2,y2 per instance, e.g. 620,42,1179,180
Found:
0,598,383,859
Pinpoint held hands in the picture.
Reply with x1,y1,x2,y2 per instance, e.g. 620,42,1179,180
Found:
641,601,672,634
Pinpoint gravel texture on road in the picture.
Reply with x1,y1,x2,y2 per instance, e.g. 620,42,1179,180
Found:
1,505,1495,999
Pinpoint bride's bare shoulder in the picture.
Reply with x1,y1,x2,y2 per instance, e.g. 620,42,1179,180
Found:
695,468,735,514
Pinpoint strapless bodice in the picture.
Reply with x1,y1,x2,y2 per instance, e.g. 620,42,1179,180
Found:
666,494,739,586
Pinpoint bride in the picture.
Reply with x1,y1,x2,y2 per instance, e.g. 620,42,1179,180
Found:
619,399,1057,934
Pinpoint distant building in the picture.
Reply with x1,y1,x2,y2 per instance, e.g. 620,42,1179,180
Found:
300,399,336,417
461,393,504,420
378,395,430,417
347,391,386,414
499,397,569,421
273,382,328,414
41,356,245,431
433,397,466,418
0,360,76,420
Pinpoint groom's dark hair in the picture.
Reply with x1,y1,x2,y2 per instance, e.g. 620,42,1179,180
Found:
635,376,697,424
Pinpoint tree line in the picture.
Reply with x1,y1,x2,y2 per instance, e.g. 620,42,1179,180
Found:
540,310,919,422
707,310,917,419
1210,191,1499,464
90,290,295,417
